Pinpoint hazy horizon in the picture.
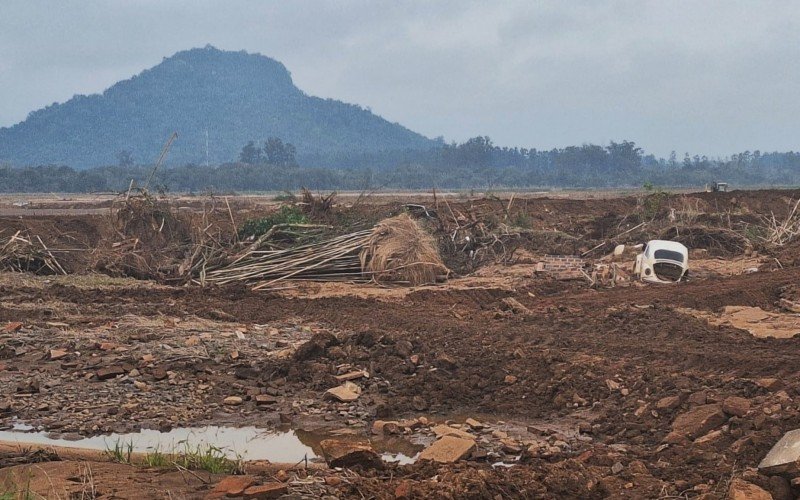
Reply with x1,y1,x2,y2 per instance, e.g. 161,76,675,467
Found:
1,0,799,157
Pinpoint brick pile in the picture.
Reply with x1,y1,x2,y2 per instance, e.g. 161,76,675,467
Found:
535,255,590,280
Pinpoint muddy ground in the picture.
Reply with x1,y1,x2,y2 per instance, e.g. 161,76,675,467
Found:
1,189,800,499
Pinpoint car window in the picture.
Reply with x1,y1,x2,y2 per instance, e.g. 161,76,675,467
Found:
653,249,685,263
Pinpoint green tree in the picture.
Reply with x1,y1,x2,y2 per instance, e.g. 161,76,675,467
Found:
263,137,297,167
239,141,261,164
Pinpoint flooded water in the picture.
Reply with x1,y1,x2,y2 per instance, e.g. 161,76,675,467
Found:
0,422,421,464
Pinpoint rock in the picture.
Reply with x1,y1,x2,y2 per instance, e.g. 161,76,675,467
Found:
133,380,148,390
767,476,792,500
335,370,369,382
418,435,476,463
628,460,648,475
671,404,726,440
500,438,522,454
504,375,518,384
759,429,800,475
501,297,531,315
611,462,624,474
465,418,484,430
293,332,338,361
723,396,751,417
730,436,753,455
242,483,289,499
394,480,413,499
223,396,243,406
727,478,772,500
209,475,257,497
371,420,388,434
324,476,341,486
319,439,382,469
255,395,277,406
151,367,168,380
695,430,723,445
48,349,68,361
605,379,621,391
688,390,708,405
371,420,401,434
96,366,126,380
431,424,474,440
435,353,458,370
398,418,422,430
325,382,361,402
656,395,682,410
756,378,784,392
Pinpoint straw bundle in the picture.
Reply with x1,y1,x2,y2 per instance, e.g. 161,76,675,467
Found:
360,213,449,286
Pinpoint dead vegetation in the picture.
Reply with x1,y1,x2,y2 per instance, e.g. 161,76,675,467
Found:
760,197,800,247
2,189,800,287
0,230,66,275
360,213,449,286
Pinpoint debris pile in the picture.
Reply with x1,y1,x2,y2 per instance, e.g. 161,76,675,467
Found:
201,213,448,289
0,230,65,275
94,193,193,280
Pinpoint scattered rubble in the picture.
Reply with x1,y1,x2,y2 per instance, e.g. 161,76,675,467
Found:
418,435,476,463
319,440,382,469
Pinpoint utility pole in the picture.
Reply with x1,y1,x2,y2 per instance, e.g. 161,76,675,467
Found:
205,128,210,167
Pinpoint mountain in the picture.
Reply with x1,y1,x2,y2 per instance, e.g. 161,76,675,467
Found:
0,46,436,168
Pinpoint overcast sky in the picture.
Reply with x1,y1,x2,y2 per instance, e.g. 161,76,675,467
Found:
1,0,798,157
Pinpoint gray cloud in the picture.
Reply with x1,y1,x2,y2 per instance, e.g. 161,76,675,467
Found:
1,0,798,156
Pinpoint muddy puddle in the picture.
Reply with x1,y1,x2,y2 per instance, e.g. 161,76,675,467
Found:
0,422,421,464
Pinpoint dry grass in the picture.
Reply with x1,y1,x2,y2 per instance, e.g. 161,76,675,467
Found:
360,213,449,286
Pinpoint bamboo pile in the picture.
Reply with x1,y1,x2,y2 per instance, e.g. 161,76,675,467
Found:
199,214,449,289
199,230,373,288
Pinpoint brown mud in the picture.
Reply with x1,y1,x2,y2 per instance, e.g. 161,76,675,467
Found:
1,189,800,498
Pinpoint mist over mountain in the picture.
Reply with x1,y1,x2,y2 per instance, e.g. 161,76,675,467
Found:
0,45,436,169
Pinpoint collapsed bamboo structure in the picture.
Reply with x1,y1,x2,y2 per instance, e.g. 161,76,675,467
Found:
200,214,449,289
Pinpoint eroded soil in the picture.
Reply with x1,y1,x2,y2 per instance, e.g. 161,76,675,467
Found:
1,190,800,499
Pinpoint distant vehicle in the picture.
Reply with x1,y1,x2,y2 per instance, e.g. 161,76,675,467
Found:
707,182,728,192
633,240,689,283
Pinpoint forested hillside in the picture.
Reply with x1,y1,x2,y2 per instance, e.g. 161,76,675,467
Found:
0,46,436,168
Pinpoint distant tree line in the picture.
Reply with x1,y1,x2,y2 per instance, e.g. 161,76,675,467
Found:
238,137,298,167
1,137,799,193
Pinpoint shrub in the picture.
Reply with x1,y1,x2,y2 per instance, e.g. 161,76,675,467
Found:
239,205,309,239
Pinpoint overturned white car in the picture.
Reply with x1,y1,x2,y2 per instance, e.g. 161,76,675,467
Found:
633,240,688,283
